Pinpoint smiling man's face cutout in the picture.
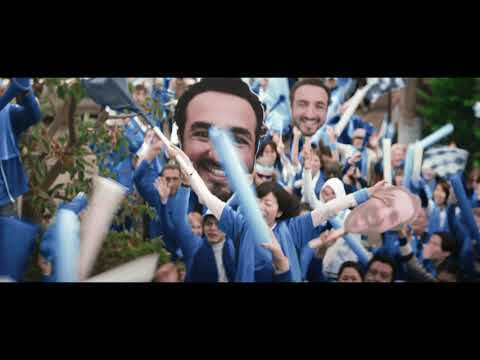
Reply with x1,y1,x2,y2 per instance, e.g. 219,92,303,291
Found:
345,187,420,235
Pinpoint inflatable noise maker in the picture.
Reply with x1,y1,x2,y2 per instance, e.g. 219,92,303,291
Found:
382,138,393,185
265,95,287,135
0,78,32,112
325,186,420,268
311,78,380,146
209,127,273,247
77,177,128,281
85,254,159,282
344,186,421,235
403,123,455,190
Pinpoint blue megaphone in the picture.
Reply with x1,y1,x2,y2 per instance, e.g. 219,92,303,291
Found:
0,78,32,112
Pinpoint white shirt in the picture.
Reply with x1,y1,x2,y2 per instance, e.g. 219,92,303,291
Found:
211,240,228,283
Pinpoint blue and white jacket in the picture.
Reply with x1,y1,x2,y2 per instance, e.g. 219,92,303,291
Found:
0,94,42,207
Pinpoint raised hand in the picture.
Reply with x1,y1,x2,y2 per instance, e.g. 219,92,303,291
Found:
309,229,343,249
292,126,302,139
368,180,388,196
368,180,396,206
261,231,289,274
327,126,337,144
343,166,356,184
369,131,380,149
348,152,362,166
308,229,343,258
154,176,170,205
302,145,312,170
138,130,165,161
398,224,413,243
168,144,195,176
273,133,286,155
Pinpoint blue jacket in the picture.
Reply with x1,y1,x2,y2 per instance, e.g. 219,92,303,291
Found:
169,186,236,282
447,205,477,279
133,160,182,260
0,216,40,281
0,94,42,207
219,204,316,282
299,238,331,282
158,184,292,282
428,204,451,235
372,231,410,281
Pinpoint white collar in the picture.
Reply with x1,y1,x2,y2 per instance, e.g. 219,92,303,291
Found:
211,239,226,250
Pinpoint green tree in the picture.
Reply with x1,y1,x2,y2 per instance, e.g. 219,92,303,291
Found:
417,78,480,169
18,78,170,281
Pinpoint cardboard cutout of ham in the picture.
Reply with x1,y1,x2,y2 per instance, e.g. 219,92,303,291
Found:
345,186,421,235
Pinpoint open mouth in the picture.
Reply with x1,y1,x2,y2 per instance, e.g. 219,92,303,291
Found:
200,160,227,179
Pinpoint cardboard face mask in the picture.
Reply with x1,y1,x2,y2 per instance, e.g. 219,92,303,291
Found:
344,187,421,235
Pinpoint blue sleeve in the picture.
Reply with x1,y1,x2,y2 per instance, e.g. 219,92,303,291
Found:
447,206,460,237
226,193,241,210
273,269,293,282
287,214,316,251
377,231,400,259
133,160,161,209
353,188,370,205
458,230,475,278
154,197,182,259
58,194,89,215
218,205,247,249
448,206,475,277
9,93,42,137
39,226,56,262
169,186,202,267
300,245,316,280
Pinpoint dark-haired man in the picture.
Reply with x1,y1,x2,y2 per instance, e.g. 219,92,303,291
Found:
281,79,331,169
134,134,184,261
289,78,330,138
174,78,265,203
398,227,461,282
364,254,397,282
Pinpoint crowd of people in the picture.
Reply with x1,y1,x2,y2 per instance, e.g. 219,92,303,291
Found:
1,77,479,283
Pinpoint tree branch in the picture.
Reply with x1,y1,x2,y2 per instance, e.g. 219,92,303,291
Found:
67,94,77,146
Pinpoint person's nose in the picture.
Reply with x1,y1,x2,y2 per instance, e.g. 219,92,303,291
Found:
259,201,266,213
207,144,222,165
305,105,317,120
